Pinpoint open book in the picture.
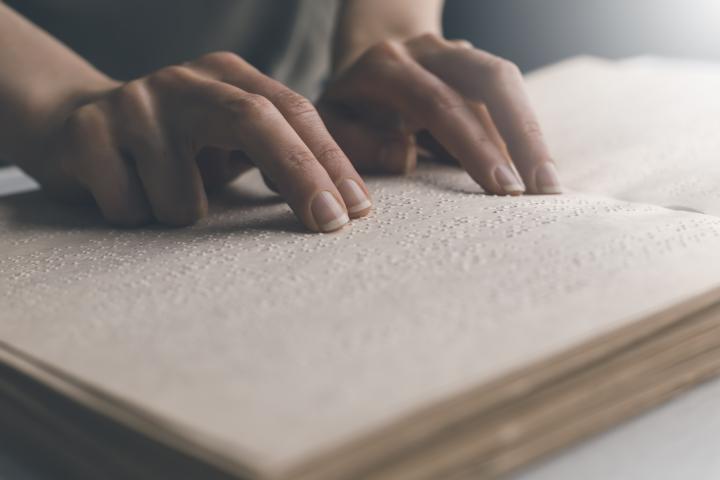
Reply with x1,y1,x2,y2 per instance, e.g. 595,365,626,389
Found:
3,57,720,479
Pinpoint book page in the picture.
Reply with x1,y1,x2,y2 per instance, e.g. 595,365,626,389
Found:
528,57,720,215
3,160,720,476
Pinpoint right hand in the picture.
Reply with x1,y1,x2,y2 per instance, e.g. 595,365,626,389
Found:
29,52,372,232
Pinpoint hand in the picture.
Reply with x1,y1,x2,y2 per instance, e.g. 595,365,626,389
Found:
30,52,372,231
317,33,561,195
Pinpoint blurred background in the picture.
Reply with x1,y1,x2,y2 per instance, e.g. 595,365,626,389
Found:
3,0,720,169
444,0,720,71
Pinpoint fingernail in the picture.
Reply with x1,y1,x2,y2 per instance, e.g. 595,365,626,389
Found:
534,162,562,194
493,164,525,195
311,191,349,232
337,179,372,215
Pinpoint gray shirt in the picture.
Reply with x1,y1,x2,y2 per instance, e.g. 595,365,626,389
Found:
6,0,340,99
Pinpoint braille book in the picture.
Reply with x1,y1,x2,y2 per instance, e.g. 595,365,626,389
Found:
3,57,720,479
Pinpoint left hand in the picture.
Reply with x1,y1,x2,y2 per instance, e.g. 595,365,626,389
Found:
317,33,561,196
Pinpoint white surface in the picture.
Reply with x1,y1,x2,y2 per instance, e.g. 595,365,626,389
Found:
515,376,720,480
0,167,37,196
530,56,720,216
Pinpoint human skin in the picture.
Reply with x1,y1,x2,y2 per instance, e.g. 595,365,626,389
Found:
0,0,560,233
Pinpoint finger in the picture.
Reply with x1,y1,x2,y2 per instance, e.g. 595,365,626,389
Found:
319,104,417,175
416,103,508,165
471,103,511,162
177,77,350,232
187,53,371,218
325,41,524,195
128,138,208,226
110,81,208,226
61,105,152,226
90,150,154,227
407,35,561,194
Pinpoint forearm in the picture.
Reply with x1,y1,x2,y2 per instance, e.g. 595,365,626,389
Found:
0,3,117,167
333,0,444,72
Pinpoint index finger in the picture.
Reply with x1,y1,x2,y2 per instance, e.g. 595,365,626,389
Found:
167,76,351,232
186,53,372,218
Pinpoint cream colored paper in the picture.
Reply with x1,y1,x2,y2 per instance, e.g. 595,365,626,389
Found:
530,57,720,213
2,57,720,477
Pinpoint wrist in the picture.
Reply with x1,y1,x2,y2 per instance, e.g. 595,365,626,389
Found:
0,2,121,172
332,0,443,73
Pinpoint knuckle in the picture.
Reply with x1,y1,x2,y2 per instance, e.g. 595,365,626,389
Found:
108,83,159,151
111,81,154,119
474,133,498,149
226,93,277,121
519,119,544,140
147,65,197,89
64,105,101,140
62,107,107,164
450,39,474,50
314,144,347,172
272,89,316,118
485,56,521,79
425,88,466,115
411,32,445,46
59,106,107,180
364,39,407,65
284,147,316,174
197,51,246,70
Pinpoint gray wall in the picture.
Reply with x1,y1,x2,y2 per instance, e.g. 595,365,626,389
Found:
444,0,720,71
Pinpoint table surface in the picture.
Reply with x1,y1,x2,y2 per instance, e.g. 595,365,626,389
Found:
1,167,719,480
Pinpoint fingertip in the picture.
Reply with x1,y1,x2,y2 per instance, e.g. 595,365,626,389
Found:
492,164,526,196
337,178,372,218
310,190,350,233
531,162,563,195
